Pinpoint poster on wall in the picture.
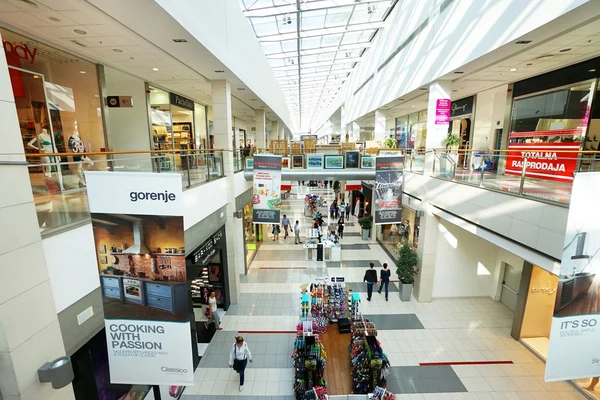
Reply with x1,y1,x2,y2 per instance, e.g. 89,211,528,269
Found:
252,154,282,224
374,156,404,225
505,140,581,183
545,172,600,382
85,171,194,386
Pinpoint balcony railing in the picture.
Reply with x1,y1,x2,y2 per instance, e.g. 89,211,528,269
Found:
20,149,224,237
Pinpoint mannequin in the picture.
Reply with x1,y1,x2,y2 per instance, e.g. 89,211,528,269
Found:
27,128,65,190
68,121,93,187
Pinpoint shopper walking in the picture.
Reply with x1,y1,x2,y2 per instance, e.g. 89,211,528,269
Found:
337,216,345,239
205,291,222,330
272,224,281,241
585,377,599,392
339,202,345,219
229,336,252,391
377,263,391,301
363,262,378,301
282,214,291,239
294,220,302,244
329,203,335,219
345,202,351,218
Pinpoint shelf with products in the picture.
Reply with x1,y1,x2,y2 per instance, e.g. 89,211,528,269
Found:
349,317,390,395
190,263,224,306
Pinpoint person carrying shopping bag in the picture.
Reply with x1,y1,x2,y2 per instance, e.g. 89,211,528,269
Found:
229,336,252,391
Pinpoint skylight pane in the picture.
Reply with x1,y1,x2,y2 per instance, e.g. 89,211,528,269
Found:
301,37,321,49
281,40,297,52
320,33,342,47
261,42,282,55
340,31,361,44
301,54,319,64
250,17,279,36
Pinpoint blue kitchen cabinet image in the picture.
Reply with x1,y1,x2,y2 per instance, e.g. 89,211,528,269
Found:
145,281,187,317
101,276,123,300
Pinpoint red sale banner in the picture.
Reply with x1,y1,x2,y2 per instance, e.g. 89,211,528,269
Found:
505,142,581,182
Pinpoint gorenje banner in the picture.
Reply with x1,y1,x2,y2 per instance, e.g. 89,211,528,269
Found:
374,156,404,225
85,171,194,386
253,154,282,224
545,172,600,382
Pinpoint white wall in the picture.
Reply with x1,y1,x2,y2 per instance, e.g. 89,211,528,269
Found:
183,178,229,230
234,170,252,197
472,85,508,150
432,218,524,298
43,224,100,313
314,0,592,130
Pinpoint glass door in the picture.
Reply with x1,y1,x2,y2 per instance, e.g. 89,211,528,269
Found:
500,262,523,311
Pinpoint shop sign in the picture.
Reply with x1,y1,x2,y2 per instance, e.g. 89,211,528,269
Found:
191,228,224,265
450,96,474,119
505,142,581,183
435,98,451,125
545,172,600,382
346,180,361,191
374,156,404,225
170,93,194,111
2,40,37,64
106,95,133,108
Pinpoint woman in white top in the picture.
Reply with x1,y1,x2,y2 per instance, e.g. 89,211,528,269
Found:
228,336,252,391
205,291,222,331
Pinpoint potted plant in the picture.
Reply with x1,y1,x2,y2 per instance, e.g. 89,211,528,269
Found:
396,243,418,301
333,180,340,195
383,137,397,149
358,215,373,240
439,132,461,178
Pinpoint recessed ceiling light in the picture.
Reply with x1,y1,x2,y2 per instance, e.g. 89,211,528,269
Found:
411,105,415,108
33,75,39,79
515,40,532,44
71,40,87,47
559,48,571,53
215,70,225,73
49,16,60,22
172,39,187,43
153,90,159,93
452,89,458,92
536,54,554,60
74,29,87,35
454,71,464,74
152,67,159,71
250,98,257,101
419,88,427,91
589,69,596,72
79,70,86,74
510,68,518,71
113,48,123,53
526,63,533,66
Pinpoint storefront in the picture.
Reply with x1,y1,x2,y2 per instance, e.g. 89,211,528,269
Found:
376,194,421,261
448,96,475,169
243,203,264,269
395,110,427,169
2,27,105,192
149,88,196,152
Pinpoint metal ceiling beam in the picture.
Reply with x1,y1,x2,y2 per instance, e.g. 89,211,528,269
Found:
243,0,393,18
271,57,362,71
258,21,384,42
266,42,372,58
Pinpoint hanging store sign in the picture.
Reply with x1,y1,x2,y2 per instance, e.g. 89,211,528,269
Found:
190,227,225,265
170,93,194,110
85,171,193,386
374,156,404,225
435,98,451,125
505,142,581,183
450,96,474,119
545,172,600,382
252,154,282,224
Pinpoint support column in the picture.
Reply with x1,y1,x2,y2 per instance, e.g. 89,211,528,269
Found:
211,80,241,304
271,120,279,141
374,110,387,142
255,109,266,150
0,32,73,400
425,80,452,170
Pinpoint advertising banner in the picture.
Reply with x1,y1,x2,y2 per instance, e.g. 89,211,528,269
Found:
435,99,451,125
252,154,282,224
85,171,194,386
375,156,404,225
545,172,600,382
505,142,581,183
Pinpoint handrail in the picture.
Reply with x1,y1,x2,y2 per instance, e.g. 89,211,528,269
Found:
432,148,600,154
24,148,225,158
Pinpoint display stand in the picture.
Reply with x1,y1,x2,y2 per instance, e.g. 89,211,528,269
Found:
369,386,397,400
349,316,390,394
328,277,347,323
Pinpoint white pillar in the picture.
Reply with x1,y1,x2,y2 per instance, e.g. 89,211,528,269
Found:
211,80,241,304
425,80,452,170
255,109,266,150
0,32,73,400
374,110,387,142
278,123,285,140
271,120,279,141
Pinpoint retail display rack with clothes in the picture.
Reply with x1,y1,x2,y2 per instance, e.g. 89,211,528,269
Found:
291,329,328,400
349,319,391,394
369,386,397,400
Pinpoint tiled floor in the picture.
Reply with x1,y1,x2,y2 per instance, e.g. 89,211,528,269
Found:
182,183,587,399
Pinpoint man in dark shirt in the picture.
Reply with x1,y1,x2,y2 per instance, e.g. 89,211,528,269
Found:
363,262,378,301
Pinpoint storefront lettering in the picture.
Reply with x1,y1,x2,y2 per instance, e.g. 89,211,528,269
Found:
531,285,557,295
511,159,566,172
451,103,467,114
2,40,37,64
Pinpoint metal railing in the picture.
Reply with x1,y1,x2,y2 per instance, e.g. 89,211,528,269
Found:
431,148,600,205
22,149,224,237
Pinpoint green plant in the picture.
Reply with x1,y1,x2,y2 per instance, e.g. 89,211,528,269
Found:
441,132,461,150
383,137,397,149
358,215,373,230
396,243,418,284
333,180,341,193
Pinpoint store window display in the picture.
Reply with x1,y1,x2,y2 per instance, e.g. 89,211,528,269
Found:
243,204,263,269
376,207,420,262
2,28,104,192
395,111,427,169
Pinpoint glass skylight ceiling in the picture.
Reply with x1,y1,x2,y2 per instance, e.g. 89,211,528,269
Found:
240,0,396,131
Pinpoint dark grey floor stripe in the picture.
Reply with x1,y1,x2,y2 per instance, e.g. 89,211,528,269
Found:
340,244,370,250
363,313,424,330
345,282,399,293
326,260,382,268
388,366,467,394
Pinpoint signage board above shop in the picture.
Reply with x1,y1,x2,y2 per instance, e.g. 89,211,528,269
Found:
450,96,474,119
170,93,194,111
190,226,225,265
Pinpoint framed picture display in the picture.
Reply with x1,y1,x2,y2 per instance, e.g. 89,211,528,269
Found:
282,157,290,169
379,150,403,156
291,154,304,169
361,156,376,169
306,153,324,169
100,256,108,264
98,245,106,254
245,158,254,169
345,151,360,168
324,155,344,169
